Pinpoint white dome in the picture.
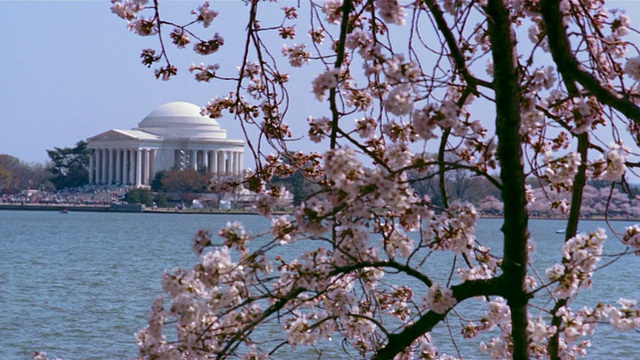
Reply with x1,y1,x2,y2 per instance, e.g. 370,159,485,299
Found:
136,101,227,139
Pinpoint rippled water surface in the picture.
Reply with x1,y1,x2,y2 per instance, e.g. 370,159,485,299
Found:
0,210,638,359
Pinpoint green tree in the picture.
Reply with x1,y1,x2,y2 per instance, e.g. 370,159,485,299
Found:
154,192,168,208
46,141,89,189
124,188,154,206
150,170,166,192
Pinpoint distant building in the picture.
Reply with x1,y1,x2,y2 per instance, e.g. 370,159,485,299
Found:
87,101,245,187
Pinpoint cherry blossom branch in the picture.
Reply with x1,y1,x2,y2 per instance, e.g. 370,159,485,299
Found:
332,260,433,288
549,117,588,359
438,127,451,208
216,287,305,358
421,0,492,92
233,1,261,173
540,0,640,123
329,0,353,149
404,158,502,190
372,277,502,360
564,137,589,238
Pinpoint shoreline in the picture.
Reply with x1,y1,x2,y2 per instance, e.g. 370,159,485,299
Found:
0,203,111,212
0,203,259,215
1,203,639,221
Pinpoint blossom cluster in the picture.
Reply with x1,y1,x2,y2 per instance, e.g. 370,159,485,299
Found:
600,142,630,182
312,69,339,101
282,44,310,67
192,1,218,28
253,186,292,217
189,63,219,82
543,152,581,190
622,225,640,254
424,282,457,314
423,201,478,254
111,0,147,21
546,229,606,299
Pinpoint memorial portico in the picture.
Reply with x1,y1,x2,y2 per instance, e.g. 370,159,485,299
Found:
87,102,245,187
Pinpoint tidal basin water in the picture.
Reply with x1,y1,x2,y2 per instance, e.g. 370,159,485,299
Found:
1,210,638,359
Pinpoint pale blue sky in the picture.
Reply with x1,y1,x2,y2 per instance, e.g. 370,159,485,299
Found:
0,0,322,165
1,1,639,166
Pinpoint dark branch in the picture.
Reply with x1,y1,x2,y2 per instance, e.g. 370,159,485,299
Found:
372,277,502,360
540,0,640,123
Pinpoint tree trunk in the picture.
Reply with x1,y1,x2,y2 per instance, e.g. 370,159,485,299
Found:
485,0,531,358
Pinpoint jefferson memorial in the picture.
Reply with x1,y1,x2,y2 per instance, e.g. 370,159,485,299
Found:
87,101,245,187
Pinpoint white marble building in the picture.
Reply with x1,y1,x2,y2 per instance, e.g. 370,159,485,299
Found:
87,101,245,187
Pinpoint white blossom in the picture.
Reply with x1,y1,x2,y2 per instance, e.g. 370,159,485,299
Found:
376,0,405,25
312,69,338,101
308,116,332,143
129,17,157,36
425,282,457,314
322,0,343,24
384,84,415,116
192,1,218,28
622,225,640,253
282,43,310,67
624,56,640,81
601,142,629,182
354,117,377,139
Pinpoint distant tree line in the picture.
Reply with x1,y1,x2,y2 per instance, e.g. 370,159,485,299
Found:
0,141,92,193
0,154,52,193
5,145,640,218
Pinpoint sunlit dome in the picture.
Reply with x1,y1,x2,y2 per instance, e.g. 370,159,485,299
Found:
136,101,226,139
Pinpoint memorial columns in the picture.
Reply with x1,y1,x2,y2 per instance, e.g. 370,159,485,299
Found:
149,149,156,184
234,151,240,175
107,148,113,185
217,151,224,174
136,149,142,186
202,150,208,172
122,149,127,184
94,149,99,184
231,151,237,175
143,149,150,185
120,149,125,184
97,149,102,184
115,149,121,184
101,149,105,184
190,150,197,170
128,149,135,185
209,150,218,174
101,148,108,184
212,150,217,174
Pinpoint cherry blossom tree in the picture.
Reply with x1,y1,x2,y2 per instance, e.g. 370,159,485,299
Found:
110,1,640,359
479,195,504,216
